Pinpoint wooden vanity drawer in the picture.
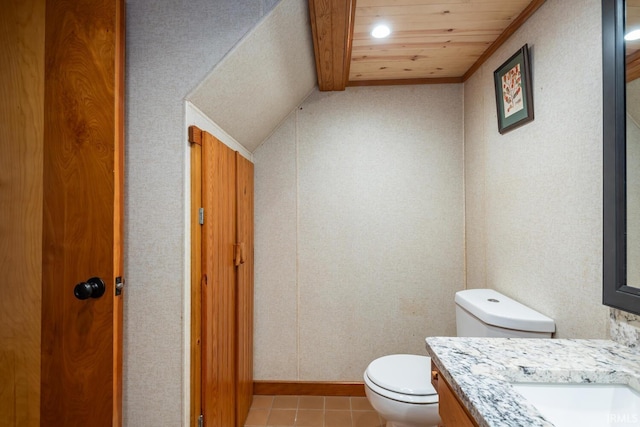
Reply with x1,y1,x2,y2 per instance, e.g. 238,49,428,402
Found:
431,361,479,427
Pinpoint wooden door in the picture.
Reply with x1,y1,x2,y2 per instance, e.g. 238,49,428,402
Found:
189,127,254,427
235,153,254,426
40,0,125,425
201,132,238,426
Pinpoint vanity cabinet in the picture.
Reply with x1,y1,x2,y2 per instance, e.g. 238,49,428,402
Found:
431,362,479,427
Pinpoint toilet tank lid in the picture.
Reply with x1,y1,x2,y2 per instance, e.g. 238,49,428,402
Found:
455,289,555,333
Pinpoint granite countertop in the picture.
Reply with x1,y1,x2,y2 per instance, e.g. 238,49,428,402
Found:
425,337,640,427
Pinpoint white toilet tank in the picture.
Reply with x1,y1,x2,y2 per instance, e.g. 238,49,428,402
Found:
455,289,555,338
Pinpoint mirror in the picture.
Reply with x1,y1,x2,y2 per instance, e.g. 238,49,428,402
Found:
627,2,640,286
603,0,640,314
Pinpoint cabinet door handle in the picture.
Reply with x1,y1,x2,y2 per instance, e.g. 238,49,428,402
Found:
234,243,245,266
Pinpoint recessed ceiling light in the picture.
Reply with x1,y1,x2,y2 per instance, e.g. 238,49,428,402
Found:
626,29,640,41
371,24,391,39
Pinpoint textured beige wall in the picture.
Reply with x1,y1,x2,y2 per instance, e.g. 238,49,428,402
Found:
125,1,279,425
254,85,464,381
463,0,609,338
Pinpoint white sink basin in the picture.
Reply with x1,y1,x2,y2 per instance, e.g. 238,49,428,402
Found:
512,383,640,427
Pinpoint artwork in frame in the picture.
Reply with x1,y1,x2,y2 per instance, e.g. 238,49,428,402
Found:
493,44,534,134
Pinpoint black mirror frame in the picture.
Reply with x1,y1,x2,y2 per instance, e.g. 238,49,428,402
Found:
603,0,640,313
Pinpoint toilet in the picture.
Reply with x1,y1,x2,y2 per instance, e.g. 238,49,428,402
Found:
363,289,555,427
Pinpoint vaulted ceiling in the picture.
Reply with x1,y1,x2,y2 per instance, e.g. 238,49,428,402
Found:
308,0,546,90
189,0,551,152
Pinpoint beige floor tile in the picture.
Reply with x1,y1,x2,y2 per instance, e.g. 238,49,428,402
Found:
298,395,324,410
267,409,297,426
350,397,374,411
295,409,324,426
248,394,386,427
252,395,275,409
352,410,383,427
245,408,270,426
325,410,352,427
272,395,299,409
325,396,351,410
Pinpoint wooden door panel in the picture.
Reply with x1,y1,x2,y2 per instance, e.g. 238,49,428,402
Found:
235,153,254,426
192,128,254,427
201,132,237,427
41,0,124,425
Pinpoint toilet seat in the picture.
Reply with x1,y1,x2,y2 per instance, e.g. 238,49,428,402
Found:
364,354,438,404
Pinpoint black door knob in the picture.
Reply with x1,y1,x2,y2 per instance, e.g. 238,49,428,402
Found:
74,277,106,300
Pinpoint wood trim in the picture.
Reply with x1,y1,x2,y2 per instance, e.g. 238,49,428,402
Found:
463,0,547,81
113,0,126,425
343,1,357,89
189,129,203,427
308,0,356,91
188,125,203,146
253,381,366,397
627,49,640,82
348,77,463,87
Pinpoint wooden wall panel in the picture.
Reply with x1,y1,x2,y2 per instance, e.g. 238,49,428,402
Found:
0,1,45,426
201,133,237,427
235,153,255,426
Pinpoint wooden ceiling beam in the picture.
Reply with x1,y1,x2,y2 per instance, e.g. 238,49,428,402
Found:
308,0,356,91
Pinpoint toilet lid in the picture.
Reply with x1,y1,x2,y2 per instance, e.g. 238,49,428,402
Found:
366,354,436,396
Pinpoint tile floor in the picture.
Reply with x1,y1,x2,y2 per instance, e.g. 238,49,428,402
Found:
244,395,386,427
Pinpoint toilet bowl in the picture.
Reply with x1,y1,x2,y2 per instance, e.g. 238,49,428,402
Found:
363,289,556,427
363,354,439,427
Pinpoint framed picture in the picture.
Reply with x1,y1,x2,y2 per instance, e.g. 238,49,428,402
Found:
493,44,534,134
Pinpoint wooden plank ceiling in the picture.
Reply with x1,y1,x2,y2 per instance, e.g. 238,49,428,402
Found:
308,0,546,91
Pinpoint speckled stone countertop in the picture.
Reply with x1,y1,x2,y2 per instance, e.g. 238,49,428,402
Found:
425,337,640,427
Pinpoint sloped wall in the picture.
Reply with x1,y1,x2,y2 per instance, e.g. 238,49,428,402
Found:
188,0,316,151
